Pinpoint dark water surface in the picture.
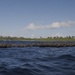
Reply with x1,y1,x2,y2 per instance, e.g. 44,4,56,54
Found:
0,41,75,75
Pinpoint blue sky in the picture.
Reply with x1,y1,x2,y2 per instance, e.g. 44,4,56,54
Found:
0,0,75,38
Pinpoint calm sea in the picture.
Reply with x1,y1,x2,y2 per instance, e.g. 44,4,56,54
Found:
0,41,75,75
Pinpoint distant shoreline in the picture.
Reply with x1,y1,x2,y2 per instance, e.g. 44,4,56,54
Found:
0,39,75,41
0,40,75,48
0,36,75,41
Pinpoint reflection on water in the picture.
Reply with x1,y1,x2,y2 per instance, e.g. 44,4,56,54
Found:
0,41,75,75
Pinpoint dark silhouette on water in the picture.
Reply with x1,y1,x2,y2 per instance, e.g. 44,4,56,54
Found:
0,43,75,48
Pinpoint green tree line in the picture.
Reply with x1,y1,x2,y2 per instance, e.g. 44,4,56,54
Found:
0,36,75,41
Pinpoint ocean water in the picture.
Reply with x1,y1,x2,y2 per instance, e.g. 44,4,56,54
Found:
0,41,75,75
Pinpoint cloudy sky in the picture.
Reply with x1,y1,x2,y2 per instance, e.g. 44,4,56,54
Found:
0,0,75,38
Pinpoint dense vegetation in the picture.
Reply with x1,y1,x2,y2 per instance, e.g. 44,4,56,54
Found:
0,36,75,41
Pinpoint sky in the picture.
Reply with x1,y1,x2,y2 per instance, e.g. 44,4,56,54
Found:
0,0,75,38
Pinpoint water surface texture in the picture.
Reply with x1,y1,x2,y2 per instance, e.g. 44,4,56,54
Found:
0,41,75,75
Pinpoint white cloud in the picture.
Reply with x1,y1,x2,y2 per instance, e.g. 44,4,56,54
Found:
49,21,75,28
50,33,65,37
26,23,37,30
25,21,75,30
26,23,45,30
31,34,35,38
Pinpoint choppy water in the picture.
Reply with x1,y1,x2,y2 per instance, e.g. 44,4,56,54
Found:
0,41,75,75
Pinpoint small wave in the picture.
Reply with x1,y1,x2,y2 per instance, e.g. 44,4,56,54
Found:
57,54,75,61
0,67,34,75
37,64,59,72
